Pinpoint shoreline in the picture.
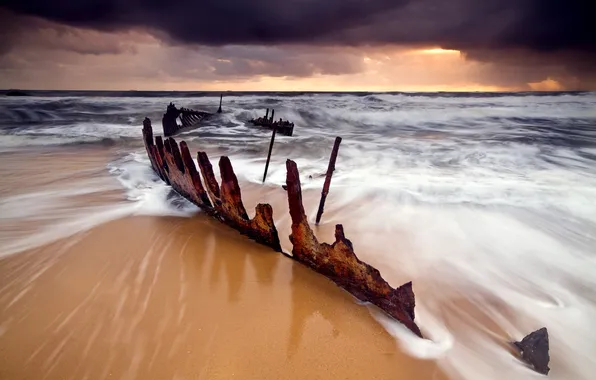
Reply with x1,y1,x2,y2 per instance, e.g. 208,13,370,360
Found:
0,215,446,380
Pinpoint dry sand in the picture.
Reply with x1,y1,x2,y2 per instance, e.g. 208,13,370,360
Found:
0,214,448,380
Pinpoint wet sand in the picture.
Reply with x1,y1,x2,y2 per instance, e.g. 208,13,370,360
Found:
0,214,447,380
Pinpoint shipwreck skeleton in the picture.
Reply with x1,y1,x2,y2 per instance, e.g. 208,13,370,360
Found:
142,117,421,337
162,99,221,137
141,115,549,373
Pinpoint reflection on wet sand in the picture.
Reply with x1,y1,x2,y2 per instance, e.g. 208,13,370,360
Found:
0,214,445,380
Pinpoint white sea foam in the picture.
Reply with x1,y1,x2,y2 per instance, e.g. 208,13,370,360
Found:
0,152,198,258
107,152,199,217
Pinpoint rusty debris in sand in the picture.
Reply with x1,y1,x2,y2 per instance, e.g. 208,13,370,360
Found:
285,159,423,337
142,118,282,252
513,327,550,375
141,116,422,338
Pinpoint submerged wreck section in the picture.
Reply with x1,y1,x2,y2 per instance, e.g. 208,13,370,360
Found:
249,108,295,136
162,96,222,137
284,159,423,338
142,118,281,252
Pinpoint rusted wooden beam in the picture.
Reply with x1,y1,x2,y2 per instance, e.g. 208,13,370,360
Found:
201,153,282,251
315,136,342,224
262,125,278,183
285,159,422,337
180,141,212,207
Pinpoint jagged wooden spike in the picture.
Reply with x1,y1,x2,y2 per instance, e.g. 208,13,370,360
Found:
219,156,250,221
167,137,185,173
197,151,221,207
144,118,293,256
155,135,165,160
154,136,170,183
194,151,281,251
142,118,158,172
285,159,422,337
179,142,212,207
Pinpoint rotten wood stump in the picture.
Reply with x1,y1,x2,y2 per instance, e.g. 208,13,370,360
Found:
285,159,423,338
142,118,282,252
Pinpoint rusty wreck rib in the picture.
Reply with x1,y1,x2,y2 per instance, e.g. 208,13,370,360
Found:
285,159,423,338
142,118,281,252
197,152,282,251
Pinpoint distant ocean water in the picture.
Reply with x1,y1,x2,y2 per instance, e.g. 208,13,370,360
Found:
1,91,595,380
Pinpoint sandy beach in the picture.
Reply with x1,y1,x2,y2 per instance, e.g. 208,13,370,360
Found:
0,213,446,380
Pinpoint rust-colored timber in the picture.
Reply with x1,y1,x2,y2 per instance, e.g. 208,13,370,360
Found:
197,152,282,251
154,136,170,184
197,151,221,207
142,118,281,252
285,159,423,338
142,118,160,175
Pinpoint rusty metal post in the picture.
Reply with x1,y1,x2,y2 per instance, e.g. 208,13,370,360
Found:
262,125,278,183
270,109,275,123
217,94,223,113
265,108,269,119
315,137,342,224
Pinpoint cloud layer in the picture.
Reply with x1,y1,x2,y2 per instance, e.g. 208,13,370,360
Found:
0,0,595,90
2,0,593,50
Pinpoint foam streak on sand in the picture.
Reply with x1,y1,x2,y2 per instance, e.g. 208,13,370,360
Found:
0,91,595,380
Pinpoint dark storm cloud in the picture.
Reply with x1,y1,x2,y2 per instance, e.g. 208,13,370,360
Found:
0,9,142,55
1,0,595,90
1,0,593,52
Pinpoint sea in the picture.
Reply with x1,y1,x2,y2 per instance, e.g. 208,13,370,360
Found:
1,90,595,380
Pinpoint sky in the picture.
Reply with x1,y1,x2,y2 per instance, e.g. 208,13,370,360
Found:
0,0,594,91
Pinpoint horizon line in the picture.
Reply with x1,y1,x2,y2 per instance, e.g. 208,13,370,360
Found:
2,88,592,94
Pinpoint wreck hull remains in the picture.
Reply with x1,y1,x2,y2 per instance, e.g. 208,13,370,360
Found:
141,116,422,337
162,96,223,137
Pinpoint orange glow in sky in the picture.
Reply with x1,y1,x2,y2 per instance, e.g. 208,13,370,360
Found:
418,48,460,55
